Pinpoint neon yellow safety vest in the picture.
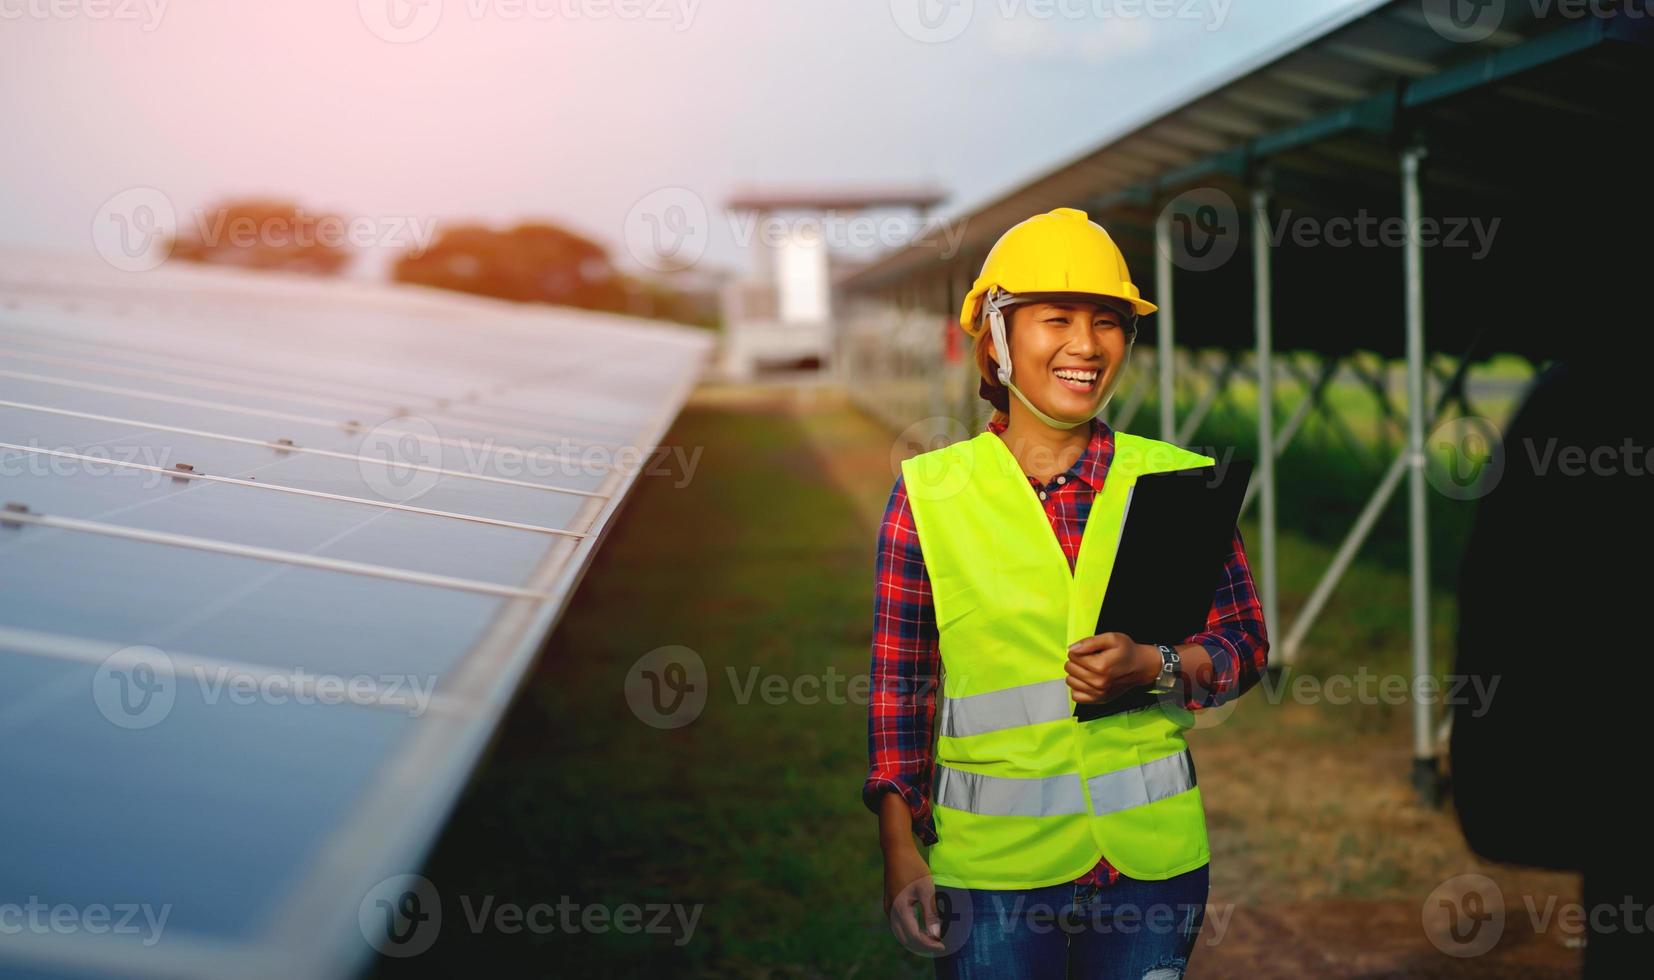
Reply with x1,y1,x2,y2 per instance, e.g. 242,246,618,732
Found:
900,428,1215,889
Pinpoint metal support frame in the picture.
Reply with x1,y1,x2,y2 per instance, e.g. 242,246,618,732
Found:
1250,187,1280,671
1146,161,1443,803
1401,143,1437,804
1154,205,1177,441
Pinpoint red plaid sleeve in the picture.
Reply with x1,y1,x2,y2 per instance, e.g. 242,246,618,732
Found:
862,473,940,844
1177,525,1271,710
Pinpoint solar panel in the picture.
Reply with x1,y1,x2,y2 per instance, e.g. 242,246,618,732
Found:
0,251,712,978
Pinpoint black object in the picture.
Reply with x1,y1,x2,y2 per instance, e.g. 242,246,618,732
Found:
1074,459,1253,722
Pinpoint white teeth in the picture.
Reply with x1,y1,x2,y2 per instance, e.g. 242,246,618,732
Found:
1054,369,1098,382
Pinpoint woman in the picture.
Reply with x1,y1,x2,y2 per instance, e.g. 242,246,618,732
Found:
864,207,1270,978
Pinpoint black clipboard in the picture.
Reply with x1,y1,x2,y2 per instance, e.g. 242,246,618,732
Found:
1074,459,1254,722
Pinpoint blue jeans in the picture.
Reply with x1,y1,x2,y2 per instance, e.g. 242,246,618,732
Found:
932,863,1209,979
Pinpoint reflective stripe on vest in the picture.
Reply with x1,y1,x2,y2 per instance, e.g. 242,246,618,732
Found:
935,749,1196,818
939,677,1160,738
938,677,1070,738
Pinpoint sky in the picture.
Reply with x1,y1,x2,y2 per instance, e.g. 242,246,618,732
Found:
0,0,1376,279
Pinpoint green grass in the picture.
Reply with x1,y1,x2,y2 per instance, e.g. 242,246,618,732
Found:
373,404,920,978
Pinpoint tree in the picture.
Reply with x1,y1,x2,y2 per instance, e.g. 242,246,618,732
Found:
393,222,629,312
167,199,352,276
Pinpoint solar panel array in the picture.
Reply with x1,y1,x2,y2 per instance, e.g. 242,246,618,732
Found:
0,251,712,979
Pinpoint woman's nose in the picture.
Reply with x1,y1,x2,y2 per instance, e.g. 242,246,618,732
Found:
1065,323,1098,356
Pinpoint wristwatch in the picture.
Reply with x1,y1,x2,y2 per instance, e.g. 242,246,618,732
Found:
1151,643,1181,694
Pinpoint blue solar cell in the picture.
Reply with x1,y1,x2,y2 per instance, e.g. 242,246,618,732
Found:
0,353,642,452
0,530,505,679
0,648,410,941
0,408,603,526
0,465,562,587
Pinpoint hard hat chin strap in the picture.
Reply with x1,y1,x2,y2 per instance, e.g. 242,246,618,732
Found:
985,290,1131,431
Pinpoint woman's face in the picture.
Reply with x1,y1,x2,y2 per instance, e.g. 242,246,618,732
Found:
995,300,1130,424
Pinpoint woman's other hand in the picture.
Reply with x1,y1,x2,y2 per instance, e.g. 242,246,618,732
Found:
879,793,945,952
1064,632,1159,703
884,848,945,952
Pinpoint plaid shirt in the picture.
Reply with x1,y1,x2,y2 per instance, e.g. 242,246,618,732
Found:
863,415,1270,887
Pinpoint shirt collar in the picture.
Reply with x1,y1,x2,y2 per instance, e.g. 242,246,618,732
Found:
985,415,1115,490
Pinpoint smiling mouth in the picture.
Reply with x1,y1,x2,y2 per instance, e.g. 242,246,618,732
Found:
1052,367,1101,393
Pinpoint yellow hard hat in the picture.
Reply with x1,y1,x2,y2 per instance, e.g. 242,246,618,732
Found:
958,207,1156,336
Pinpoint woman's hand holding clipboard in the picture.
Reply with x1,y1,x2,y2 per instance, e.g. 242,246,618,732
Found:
1072,459,1254,722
